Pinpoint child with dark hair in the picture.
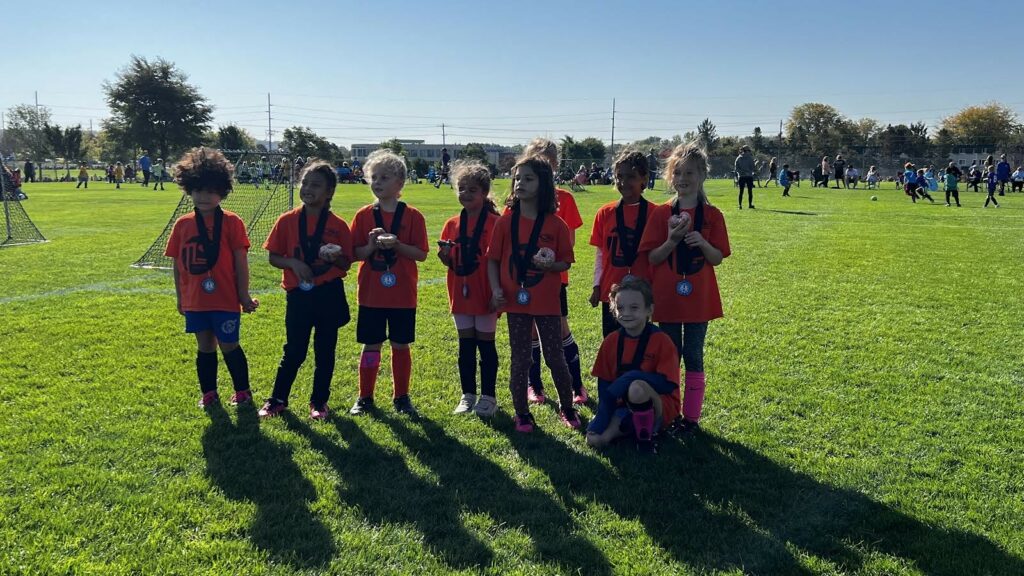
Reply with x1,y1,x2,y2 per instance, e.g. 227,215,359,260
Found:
487,156,579,432
164,147,258,409
589,149,654,336
438,160,501,416
259,160,354,420
944,169,961,207
779,164,792,197
586,278,681,454
915,169,935,203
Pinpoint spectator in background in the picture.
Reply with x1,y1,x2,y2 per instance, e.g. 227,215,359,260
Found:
820,156,831,188
765,156,778,187
996,154,1011,195
946,161,962,181
138,150,152,187
832,154,846,189
846,165,859,188
152,158,165,190
646,148,659,189
23,159,35,183
1011,166,1024,192
734,145,756,209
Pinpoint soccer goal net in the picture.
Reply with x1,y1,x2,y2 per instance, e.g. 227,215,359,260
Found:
131,150,294,269
1,161,47,248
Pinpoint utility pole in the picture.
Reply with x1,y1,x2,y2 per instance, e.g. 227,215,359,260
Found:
267,93,273,152
610,98,616,165
441,123,446,147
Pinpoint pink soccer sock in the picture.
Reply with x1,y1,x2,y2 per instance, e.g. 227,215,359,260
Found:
631,408,656,442
682,371,706,423
358,350,381,398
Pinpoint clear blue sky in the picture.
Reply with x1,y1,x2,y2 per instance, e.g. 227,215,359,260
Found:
6,0,1022,147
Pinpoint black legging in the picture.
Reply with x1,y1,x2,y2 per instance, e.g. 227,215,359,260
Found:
737,176,754,206
945,189,960,205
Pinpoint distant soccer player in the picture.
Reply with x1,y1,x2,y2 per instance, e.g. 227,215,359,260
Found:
779,163,792,197
349,150,430,417
984,165,1000,208
944,168,961,207
638,143,731,435
165,147,258,409
258,160,354,421
437,160,501,416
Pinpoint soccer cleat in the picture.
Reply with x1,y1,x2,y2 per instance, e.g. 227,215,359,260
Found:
473,395,498,418
636,439,658,455
572,386,589,405
229,389,253,406
678,419,701,437
453,393,477,414
198,391,220,409
559,407,582,429
527,386,546,405
514,413,536,433
258,398,288,418
309,402,330,421
393,395,419,417
349,396,375,416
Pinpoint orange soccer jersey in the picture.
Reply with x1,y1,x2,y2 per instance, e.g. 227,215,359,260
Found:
263,207,354,291
591,327,682,426
638,201,731,324
165,210,250,312
486,210,574,317
555,188,583,285
440,210,499,316
351,202,429,309
589,198,655,302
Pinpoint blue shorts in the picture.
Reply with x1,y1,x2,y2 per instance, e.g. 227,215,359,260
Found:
184,311,242,343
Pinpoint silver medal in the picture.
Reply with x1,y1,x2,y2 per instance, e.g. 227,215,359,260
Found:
676,279,693,296
201,277,217,294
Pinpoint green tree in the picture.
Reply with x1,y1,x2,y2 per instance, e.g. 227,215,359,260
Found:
697,118,718,152
786,103,848,155
579,137,607,165
6,104,53,161
751,127,765,152
459,143,489,164
940,103,1018,147
216,124,257,151
43,124,85,178
103,55,213,160
283,126,340,161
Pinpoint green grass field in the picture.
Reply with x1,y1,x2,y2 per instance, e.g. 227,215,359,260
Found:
2,177,1022,575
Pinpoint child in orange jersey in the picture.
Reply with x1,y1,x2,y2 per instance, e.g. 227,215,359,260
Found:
589,149,655,336
165,147,258,409
638,143,730,435
259,160,354,421
349,150,429,417
487,156,579,432
438,160,501,416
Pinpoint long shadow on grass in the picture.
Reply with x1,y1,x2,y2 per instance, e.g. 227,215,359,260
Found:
202,404,335,568
378,413,613,575
499,424,1024,575
283,413,493,571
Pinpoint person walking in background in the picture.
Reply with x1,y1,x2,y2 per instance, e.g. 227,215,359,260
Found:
996,154,1011,196
766,157,778,187
734,145,756,209
153,158,166,190
23,159,35,183
832,154,846,189
646,148,659,190
139,150,152,187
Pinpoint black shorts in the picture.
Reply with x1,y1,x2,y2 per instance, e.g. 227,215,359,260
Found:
356,306,416,345
287,278,350,329
560,283,569,317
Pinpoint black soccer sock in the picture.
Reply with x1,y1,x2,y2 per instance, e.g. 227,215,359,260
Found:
562,334,583,394
477,340,499,398
457,337,478,395
222,347,250,392
528,339,544,392
196,351,218,394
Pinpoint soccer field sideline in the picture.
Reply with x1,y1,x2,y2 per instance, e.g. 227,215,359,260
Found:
1,179,1023,575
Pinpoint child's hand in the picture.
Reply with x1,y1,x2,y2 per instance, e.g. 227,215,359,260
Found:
241,296,259,313
589,286,601,308
491,288,505,311
437,248,452,267
668,216,690,243
291,260,314,282
533,259,554,271
368,227,385,248
683,230,707,248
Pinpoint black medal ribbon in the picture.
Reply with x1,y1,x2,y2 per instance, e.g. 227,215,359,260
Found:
298,206,330,266
616,324,653,375
671,200,705,276
615,200,648,268
455,209,489,277
372,201,407,268
510,206,546,286
192,206,224,275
